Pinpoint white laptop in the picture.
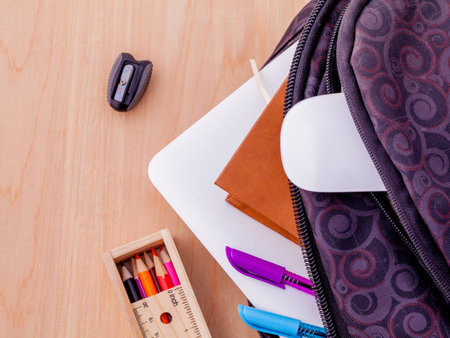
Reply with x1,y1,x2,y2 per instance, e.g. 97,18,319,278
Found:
148,43,322,326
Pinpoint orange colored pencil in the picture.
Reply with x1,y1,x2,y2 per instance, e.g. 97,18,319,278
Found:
143,251,162,293
141,253,170,323
135,254,157,297
151,248,173,290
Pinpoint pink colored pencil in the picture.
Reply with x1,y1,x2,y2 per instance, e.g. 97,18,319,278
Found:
159,247,180,286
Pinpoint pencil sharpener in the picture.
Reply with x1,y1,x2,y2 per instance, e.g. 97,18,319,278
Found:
107,53,153,111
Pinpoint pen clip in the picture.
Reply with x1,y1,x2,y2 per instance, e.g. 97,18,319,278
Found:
226,247,286,289
238,305,300,338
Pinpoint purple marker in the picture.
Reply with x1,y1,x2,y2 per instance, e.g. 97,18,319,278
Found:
226,246,314,296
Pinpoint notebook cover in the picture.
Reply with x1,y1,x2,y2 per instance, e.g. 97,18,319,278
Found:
215,80,298,243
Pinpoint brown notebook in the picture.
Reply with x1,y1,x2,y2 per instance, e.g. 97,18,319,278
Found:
215,80,298,243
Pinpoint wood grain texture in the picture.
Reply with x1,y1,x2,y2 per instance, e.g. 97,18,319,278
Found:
0,0,308,337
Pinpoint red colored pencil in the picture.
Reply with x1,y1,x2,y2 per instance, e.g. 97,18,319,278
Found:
151,248,173,290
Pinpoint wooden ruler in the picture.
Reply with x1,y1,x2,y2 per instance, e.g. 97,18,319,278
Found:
131,285,202,338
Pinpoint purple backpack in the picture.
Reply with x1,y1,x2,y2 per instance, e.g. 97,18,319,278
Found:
267,0,450,336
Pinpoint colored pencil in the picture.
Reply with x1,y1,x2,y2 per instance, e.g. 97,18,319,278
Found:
136,254,158,297
143,251,162,293
151,248,173,290
159,247,180,286
143,252,170,323
131,257,147,299
120,262,141,303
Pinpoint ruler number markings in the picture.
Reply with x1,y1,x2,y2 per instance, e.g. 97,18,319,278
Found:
132,286,203,337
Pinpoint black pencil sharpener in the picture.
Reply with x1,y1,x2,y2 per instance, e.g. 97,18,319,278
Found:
107,53,153,112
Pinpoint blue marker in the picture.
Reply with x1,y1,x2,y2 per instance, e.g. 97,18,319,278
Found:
238,305,327,338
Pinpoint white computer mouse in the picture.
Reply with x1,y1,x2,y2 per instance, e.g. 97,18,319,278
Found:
280,93,386,193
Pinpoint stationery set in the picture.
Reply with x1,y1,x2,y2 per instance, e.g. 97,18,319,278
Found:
103,230,211,337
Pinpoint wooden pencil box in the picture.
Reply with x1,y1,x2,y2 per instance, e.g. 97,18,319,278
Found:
103,229,211,338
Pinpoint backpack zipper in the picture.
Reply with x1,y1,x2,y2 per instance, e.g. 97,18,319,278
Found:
325,3,349,94
369,192,424,263
284,0,338,336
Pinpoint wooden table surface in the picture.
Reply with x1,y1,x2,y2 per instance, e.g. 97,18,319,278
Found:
0,1,307,336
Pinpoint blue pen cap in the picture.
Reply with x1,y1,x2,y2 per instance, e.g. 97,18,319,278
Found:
238,305,300,337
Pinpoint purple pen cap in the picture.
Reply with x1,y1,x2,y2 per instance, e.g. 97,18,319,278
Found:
226,246,286,289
